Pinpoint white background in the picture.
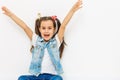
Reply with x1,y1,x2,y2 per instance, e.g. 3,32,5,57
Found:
0,0,120,80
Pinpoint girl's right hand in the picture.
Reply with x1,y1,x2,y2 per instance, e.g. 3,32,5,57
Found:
2,6,13,16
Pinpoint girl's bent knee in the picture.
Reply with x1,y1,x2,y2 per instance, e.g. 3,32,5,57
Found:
18,75,27,80
52,75,63,80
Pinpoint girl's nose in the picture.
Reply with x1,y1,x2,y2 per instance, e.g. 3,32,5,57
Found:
45,29,48,32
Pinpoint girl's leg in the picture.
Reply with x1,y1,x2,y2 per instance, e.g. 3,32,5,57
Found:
50,75,63,80
18,75,40,80
38,73,63,80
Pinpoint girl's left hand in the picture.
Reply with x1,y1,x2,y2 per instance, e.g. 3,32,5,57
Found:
72,0,82,12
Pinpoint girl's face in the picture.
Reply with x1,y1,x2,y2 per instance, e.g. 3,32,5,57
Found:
39,20,55,42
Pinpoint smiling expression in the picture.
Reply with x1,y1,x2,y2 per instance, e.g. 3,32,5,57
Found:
39,20,55,42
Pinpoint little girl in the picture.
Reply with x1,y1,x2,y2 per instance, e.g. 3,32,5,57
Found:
2,0,82,80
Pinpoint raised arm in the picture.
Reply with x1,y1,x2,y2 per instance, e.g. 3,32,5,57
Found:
2,6,33,40
58,0,82,42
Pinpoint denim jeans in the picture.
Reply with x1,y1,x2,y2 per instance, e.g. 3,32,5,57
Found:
18,73,63,80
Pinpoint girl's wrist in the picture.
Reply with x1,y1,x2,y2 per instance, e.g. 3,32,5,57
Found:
70,8,76,13
9,12,14,17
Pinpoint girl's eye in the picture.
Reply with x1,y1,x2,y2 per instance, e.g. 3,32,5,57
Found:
48,27,52,29
42,27,45,30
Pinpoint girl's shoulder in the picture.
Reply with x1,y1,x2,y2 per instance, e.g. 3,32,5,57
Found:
32,33,39,46
55,34,62,47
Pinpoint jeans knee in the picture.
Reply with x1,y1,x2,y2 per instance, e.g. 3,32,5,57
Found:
18,76,26,80
52,75,63,80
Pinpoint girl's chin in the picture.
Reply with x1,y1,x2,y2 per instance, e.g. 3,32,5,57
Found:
44,38,50,41
43,36,52,41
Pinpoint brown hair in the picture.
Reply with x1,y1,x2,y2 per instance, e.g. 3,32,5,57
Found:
32,16,65,58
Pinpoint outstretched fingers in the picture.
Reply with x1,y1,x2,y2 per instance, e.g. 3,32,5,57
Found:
1,6,12,16
73,0,82,12
78,0,83,8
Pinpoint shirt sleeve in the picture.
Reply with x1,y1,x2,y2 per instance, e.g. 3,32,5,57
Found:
32,33,38,46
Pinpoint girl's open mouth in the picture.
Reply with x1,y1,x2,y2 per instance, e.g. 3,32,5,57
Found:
44,34,50,37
